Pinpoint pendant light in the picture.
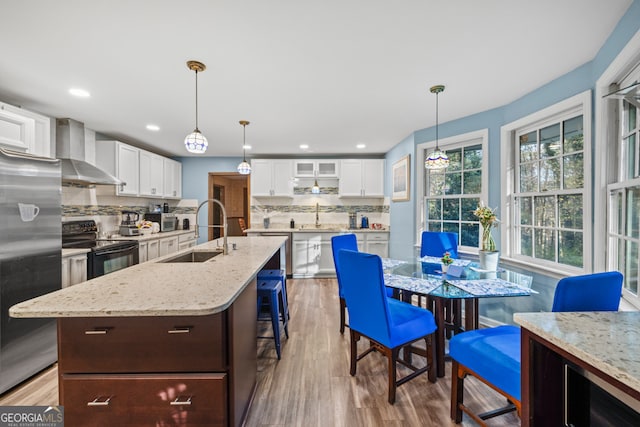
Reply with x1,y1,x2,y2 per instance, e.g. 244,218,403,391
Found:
184,60,208,154
237,120,251,175
424,84,449,169
311,177,320,194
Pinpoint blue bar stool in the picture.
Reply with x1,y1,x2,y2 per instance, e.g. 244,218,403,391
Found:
257,279,289,360
257,268,290,320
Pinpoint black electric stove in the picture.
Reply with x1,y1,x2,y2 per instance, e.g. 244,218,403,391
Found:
62,220,139,279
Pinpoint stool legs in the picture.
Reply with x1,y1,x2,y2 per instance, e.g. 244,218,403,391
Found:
257,280,289,360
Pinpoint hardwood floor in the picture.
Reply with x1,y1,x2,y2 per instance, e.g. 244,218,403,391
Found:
0,277,520,426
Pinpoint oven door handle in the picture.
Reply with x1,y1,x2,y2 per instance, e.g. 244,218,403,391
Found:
94,245,137,256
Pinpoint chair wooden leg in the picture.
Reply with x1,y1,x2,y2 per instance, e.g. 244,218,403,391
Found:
451,360,464,423
388,347,398,404
349,329,359,376
426,336,436,383
339,297,346,334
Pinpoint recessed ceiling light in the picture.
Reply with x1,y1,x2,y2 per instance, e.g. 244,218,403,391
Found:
146,124,160,131
242,144,252,150
69,88,90,98
299,144,309,150
356,143,366,149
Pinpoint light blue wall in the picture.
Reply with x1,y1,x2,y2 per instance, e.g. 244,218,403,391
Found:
178,156,242,243
385,0,640,259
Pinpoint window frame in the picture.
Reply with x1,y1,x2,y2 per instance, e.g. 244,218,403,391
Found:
415,129,489,254
500,90,592,275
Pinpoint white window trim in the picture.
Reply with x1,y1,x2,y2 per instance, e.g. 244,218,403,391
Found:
415,128,489,251
500,90,592,276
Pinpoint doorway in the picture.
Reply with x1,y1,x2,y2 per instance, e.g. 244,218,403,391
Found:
207,173,251,241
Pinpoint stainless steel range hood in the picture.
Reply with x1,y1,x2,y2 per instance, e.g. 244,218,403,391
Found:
56,118,123,186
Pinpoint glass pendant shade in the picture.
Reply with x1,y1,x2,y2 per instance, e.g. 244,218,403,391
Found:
311,179,320,194
237,160,251,175
425,84,450,169
424,149,449,169
184,129,208,154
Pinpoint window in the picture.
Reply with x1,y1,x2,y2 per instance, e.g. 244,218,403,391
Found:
501,91,591,273
425,145,483,247
607,66,640,306
514,114,585,267
417,129,488,253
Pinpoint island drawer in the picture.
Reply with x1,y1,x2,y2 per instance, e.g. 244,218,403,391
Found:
58,315,227,373
60,373,227,427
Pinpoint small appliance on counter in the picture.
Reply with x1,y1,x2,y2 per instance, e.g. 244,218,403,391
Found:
144,212,177,232
183,218,190,230
119,210,140,236
360,216,369,229
349,213,358,229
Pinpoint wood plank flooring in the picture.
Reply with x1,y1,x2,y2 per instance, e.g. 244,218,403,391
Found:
0,277,520,426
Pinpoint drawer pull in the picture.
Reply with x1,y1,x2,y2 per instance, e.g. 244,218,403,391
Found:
168,327,192,334
170,396,192,406
84,329,109,335
87,396,112,406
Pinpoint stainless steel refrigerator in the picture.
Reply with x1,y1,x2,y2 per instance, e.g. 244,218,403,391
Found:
0,147,61,394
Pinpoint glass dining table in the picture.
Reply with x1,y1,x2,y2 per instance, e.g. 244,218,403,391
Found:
382,256,535,377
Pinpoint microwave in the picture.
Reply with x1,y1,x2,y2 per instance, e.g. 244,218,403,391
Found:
144,213,176,232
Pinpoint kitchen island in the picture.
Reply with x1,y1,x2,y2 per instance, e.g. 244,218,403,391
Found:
10,236,287,427
514,311,640,426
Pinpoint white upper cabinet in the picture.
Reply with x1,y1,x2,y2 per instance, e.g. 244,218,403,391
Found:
339,159,384,197
139,149,164,197
251,159,294,197
0,102,51,157
294,160,339,178
96,140,140,196
163,158,182,199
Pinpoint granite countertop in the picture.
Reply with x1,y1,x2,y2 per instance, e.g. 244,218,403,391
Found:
10,236,287,318
246,226,389,233
514,311,640,393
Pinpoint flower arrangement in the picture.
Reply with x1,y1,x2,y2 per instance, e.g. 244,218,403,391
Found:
473,202,499,252
441,251,454,266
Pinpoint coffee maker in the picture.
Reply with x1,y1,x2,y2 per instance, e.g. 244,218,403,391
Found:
119,210,140,236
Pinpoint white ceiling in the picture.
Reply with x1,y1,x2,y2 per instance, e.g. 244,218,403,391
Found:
0,0,632,157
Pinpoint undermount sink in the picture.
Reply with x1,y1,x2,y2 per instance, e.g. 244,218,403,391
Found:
159,250,223,263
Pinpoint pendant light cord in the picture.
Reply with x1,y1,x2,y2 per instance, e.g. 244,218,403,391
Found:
435,91,439,150
194,69,199,131
242,123,247,161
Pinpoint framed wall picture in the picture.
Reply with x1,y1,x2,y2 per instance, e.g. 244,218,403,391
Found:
392,155,410,201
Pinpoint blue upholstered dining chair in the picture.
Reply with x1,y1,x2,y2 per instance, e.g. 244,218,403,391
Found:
331,234,393,335
449,270,623,425
420,231,459,258
337,249,437,404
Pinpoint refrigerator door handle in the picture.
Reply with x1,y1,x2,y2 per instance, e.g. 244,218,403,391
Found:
0,147,60,163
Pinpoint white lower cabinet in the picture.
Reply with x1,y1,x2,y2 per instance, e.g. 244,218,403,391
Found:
178,232,196,251
61,254,88,288
159,236,179,257
292,231,388,278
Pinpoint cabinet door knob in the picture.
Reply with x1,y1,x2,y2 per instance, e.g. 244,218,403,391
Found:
87,395,112,406
170,396,193,406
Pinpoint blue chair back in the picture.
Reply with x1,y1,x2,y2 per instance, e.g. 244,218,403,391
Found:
420,231,459,258
338,249,391,343
331,234,358,298
551,271,623,312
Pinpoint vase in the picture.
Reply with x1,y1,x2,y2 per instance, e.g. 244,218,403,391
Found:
441,264,449,274
478,250,500,271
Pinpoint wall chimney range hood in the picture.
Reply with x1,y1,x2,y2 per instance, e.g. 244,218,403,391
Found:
56,118,123,186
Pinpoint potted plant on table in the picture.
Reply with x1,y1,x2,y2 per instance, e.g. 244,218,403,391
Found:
473,202,500,271
440,251,454,274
